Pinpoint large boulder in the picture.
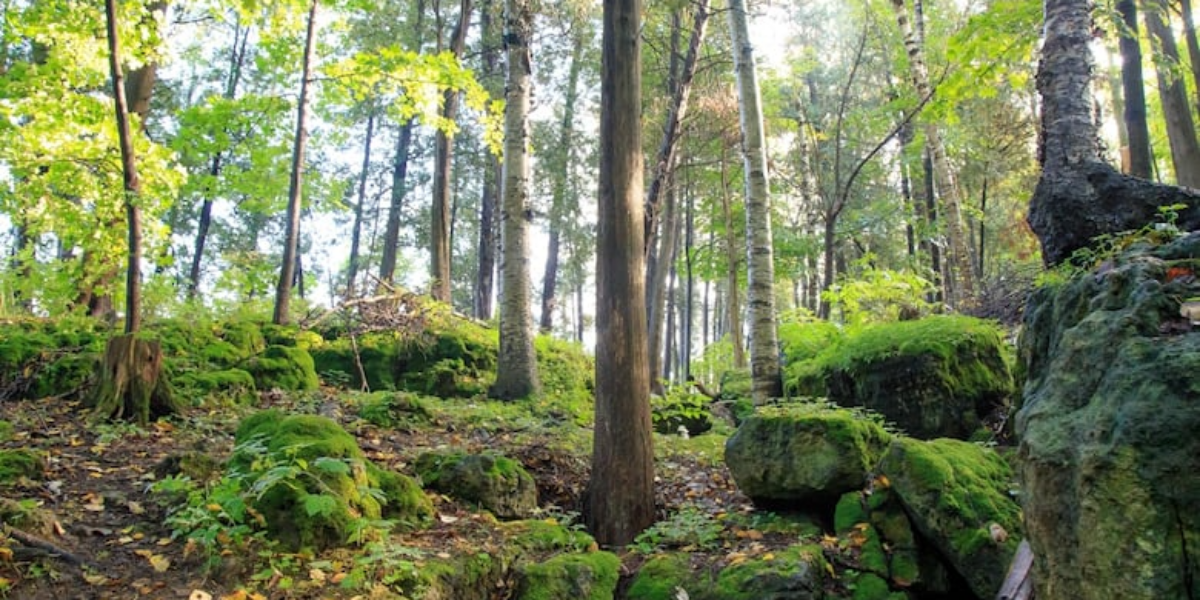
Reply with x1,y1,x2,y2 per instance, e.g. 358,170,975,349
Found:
626,545,827,600
1017,233,1200,599
878,437,1022,599
822,316,1014,439
725,404,891,506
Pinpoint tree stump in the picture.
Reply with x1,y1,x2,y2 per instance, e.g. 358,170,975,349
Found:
89,334,179,425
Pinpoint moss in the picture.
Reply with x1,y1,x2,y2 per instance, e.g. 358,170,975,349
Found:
247,345,318,391
0,318,105,399
779,320,844,397
847,571,906,600
366,462,433,526
515,551,620,600
713,544,827,599
626,553,695,600
0,449,44,482
0,421,12,442
216,320,265,357
501,519,595,553
174,368,256,406
357,391,432,429
534,335,594,403
0,497,58,537
310,332,403,391
416,451,537,519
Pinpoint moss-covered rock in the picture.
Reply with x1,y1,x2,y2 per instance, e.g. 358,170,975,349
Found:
229,411,430,549
1017,233,1200,600
779,320,844,397
174,368,256,406
821,316,1014,439
310,332,403,391
626,553,696,600
534,335,594,403
835,487,954,596
247,345,318,391
513,551,620,600
357,391,432,429
0,449,44,483
0,318,104,400
877,437,1021,599
416,451,537,519
627,545,827,600
845,571,908,600
725,404,892,506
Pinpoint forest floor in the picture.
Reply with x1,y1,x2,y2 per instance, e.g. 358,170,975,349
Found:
0,387,814,600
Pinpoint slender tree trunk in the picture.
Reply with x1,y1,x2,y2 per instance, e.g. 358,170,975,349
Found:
475,0,502,319
648,170,681,392
719,149,746,369
1180,0,1200,119
683,178,694,382
273,0,318,325
1117,0,1154,178
380,119,414,286
346,110,376,298
978,176,988,277
1144,0,1200,187
491,0,539,400
588,0,655,549
430,0,473,302
728,0,780,402
540,29,585,333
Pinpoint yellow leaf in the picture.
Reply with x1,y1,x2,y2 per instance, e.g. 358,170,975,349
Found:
0,547,12,561
134,549,153,558
206,504,223,512
875,474,891,489
157,537,172,546
762,552,775,561
83,572,109,585
149,554,170,572
330,572,347,584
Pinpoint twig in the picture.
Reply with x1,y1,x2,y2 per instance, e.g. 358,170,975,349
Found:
348,330,370,393
4,524,93,569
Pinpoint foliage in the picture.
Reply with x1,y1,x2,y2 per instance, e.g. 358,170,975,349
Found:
651,383,713,436
821,261,938,326
631,504,724,553
355,391,432,429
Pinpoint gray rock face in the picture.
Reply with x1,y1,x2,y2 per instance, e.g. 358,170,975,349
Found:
725,405,891,506
1017,233,1200,599
416,451,538,519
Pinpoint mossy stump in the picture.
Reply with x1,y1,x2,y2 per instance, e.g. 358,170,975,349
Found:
90,334,181,425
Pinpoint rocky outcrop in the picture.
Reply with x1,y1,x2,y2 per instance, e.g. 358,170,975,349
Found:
626,545,827,600
416,451,538,519
1017,233,1200,599
725,405,892,506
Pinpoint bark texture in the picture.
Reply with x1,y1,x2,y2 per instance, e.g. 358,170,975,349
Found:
1116,0,1153,178
587,0,655,548
1030,0,1200,266
430,0,473,303
1144,0,1200,187
490,0,539,400
728,0,780,402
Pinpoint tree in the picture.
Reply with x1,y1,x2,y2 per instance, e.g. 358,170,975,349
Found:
490,0,540,400
1029,0,1200,266
727,0,780,402
475,0,503,320
92,0,179,424
430,0,473,303
1143,0,1200,187
273,0,319,324
587,0,655,548
1116,0,1153,178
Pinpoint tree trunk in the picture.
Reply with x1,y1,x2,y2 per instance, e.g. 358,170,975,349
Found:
540,29,585,333
346,110,376,298
474,0,502,320
728,0,780,402
380,119,415,286
94,0,178,424
490,0,539,400
273,0,318,324
1029,0,1200,266
892,0,975,304
430,0,473,303
1117,0,1154,178
1144,0,1200,187
1181,0,1200,119
587,0,655,549
719,149,746,369
648,170,681,392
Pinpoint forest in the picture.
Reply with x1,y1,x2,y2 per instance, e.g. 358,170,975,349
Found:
1,0,1199,597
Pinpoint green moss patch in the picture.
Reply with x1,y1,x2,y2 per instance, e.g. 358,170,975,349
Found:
513,551,620,600
416,451,537,519
247,345,318,391
356,391,432,429
0,318,105,400
0,449,45,483
174,368,256,406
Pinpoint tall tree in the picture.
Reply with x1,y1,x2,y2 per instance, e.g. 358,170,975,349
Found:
430,0,473,303
475,0,502,319
587,0,655,548
1116,0,1153,178
273,0,319,324
727,0,780,402
1143,0,1200,187
345,109,377,298
890,0,975,304
93,0,178,424
490,0,540,399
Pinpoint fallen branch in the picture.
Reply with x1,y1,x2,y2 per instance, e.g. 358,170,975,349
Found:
4,524,92,569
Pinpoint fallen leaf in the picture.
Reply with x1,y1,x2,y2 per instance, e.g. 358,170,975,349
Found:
82,492,105,512
189,591,213,600
309,568,326,582
83,572,109,585
157,537,172,546
128,501,145,515
149,554,170,572
438,514,459,524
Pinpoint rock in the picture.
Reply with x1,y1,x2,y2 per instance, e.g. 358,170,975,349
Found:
823,315,1014,439
1017,233,1200,599
878,437,1021,599
626,545,827,600
230,410,431,549
247,345,318,391
725,404,891,506
416,451,538,519
513,551,620,600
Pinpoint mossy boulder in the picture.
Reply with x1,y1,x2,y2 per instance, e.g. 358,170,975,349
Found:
877,437,1021,599
356,391,432,429
534,335,594,403
173,368,256,405
1017,233,1200,600
229,410,431,549
513,551,620,600
310,332,403,391
0,318,104,400
779,320,844,397
725,404,892,506
416,451,537,519
247,345,318,391
821,316,1014,439
626,545,827,600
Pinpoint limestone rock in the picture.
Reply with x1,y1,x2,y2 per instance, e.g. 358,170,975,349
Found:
878,437,1021,599
626,545,826,600
1017,233,1200,599
725,404,891,506
416,451,538,519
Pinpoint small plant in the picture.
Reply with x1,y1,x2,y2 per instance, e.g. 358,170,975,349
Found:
631,505,724,554
651,383,712,436
335,541,426,592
